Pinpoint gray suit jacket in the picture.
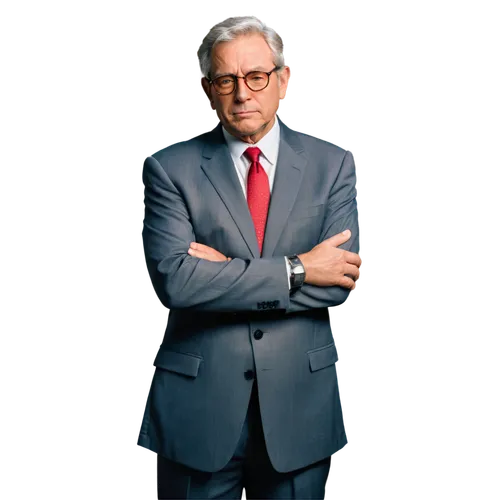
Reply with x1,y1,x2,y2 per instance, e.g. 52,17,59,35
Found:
137,115,360,473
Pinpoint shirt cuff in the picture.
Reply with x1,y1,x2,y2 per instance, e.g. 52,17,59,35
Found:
284,256,291,291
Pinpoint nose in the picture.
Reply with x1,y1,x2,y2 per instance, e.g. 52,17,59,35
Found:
234,78,251,102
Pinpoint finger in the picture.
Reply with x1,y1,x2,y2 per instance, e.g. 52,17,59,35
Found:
346,276,359,292
191,242,225,260
190,241,217,253
188,247,210,257
189,247,230,262
190,242,212,251
188,242,210,255
327,229,352,248
338,275,356,290
344,263,360,281
344,251,362,267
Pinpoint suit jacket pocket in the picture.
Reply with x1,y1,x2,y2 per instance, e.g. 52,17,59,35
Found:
153,348,203,378
307,342,338,372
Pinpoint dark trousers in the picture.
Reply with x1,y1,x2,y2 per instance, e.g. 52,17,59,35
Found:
157,380,331,499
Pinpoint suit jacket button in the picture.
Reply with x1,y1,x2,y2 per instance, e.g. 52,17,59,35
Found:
253,329,264,340
244,370,254,380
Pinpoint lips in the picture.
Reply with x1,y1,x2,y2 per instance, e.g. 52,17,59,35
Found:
234,111,256,115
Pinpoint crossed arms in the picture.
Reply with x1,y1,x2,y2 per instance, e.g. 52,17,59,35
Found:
142,150,361,314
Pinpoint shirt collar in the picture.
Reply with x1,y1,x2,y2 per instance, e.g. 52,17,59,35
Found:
222,115,280,165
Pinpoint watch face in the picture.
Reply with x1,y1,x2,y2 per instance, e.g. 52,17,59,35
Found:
295,265,305,274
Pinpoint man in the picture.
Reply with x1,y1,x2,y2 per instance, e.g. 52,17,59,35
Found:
137,16,362,500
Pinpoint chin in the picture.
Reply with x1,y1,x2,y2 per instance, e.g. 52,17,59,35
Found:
231,119,265,137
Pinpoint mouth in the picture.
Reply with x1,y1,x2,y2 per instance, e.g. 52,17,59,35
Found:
234,111,257,116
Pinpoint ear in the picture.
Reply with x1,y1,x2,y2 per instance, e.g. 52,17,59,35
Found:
201,77,216,110
278,66,291,100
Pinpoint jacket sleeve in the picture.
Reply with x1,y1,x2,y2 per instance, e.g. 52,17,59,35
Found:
142,155,291,312
285,150,360,314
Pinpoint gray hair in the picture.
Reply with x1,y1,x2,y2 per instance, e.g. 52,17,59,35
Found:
197,16,285,80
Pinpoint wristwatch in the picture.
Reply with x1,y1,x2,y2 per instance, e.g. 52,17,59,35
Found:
286,254,306,292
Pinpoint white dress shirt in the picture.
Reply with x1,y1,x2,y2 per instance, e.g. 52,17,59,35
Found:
221,116,292,290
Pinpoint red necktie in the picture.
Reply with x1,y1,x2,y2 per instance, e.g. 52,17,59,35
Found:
244,147,270,256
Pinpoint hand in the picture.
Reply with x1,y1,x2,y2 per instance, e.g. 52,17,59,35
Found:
298,230,362,289
187,242,232,262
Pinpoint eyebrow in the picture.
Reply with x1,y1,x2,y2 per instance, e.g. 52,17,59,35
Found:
211,66,270,79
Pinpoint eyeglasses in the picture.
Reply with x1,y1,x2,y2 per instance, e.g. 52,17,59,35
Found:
207,66,282,95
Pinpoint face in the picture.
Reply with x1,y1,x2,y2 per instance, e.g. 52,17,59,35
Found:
201,33,290,144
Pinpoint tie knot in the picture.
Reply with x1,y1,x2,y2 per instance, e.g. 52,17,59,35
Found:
244,147,262,163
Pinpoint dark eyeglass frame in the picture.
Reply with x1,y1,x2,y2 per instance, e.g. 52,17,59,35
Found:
207,66,283,95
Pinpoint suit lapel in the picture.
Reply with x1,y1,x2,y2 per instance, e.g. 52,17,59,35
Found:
262,117,307,257
201,123,261,258
200,116,307,259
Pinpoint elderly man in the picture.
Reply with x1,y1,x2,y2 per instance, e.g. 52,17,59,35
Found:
137,15,361,500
